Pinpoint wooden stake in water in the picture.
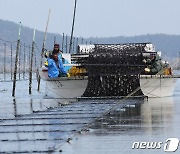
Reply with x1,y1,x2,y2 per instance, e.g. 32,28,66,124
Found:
23,43,26,79
29,29,36,95
66,34,68,53
19,44,21,80
76,37,79,53
69,0,77,53
12,22,21,97
54,36,56,45
34,49,37,69
37,9,51,91
73,37,75,53
62,33,64,52
29,45,31,67
3,43,6,81
11,44,13,80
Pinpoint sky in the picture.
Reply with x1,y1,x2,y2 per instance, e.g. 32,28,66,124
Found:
0,0,180,38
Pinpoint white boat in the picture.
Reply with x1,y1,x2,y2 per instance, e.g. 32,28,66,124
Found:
40,44,180,100
39,67,88,103
140,75,178,98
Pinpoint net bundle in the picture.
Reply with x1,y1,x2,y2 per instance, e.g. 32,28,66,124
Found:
82,43,148,97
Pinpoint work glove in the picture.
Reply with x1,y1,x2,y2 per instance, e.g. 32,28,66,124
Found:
145,68,150,72
44,52,49,58
44,61,48,67
142,59,147,63
67,73,70,77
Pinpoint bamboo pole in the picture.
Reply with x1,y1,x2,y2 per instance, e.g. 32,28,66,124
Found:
12,22,21,97
29,45,31,66
34,48,37,68
62,33,64,52
66,34,68,53
29,29,36,95
3,43,6,81
54,36,56,45
72,37,75,53
76,37,78,53
69,0,77,53
37,9,51,91
18,44,21,80
23,43,26,79
11,44,13,80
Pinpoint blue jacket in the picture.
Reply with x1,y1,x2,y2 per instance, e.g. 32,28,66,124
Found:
58,54,72,72
47,57,67,78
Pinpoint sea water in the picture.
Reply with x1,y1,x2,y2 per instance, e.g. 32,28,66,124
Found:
0,74,180,153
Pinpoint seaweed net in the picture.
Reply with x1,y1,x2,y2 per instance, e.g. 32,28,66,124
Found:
82,43,148,97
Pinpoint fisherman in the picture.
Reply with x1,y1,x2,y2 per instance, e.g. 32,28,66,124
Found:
45,53,70,78
52,43,62,56
143,53,163,75
44,43,71,78
45,43,62,58
163,61,172,75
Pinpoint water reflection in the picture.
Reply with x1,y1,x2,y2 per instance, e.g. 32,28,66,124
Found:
13,98,17,117
0,98,61,119
141,97,174,134
60,97,176,154
89,97,174,136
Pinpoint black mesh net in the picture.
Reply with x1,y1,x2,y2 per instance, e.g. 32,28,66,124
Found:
82,43,148,97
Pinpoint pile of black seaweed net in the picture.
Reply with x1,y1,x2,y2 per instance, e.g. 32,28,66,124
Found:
82,43,148,97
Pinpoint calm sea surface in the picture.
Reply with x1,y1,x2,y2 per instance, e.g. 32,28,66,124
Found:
0,74,180,153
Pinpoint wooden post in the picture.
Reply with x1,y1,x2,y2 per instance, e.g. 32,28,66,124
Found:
69,0,77,53
54,36,56,45
12,22,21,97
62,33,64,52
29,29,36,95
23,43,26,79
76,37,79,53
11,44,13,80
29,45,31,67
18,44,21,80
37,9,51,91
3,43,6,81
72,37,75,53
34,49,37,69
66,34,68,53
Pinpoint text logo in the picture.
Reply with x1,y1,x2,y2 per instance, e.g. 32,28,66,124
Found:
132,142,163,149
132,138,179,152
164,138,179,152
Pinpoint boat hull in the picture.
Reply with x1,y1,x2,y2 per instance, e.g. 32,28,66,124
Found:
39,68,88,102
40,67,179,99
45,78,88,99
140,75,177,98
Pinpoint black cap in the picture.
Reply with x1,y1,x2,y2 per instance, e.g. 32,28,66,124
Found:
54,44,60,48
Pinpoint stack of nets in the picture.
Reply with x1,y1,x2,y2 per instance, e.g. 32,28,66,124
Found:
82,43,148,97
